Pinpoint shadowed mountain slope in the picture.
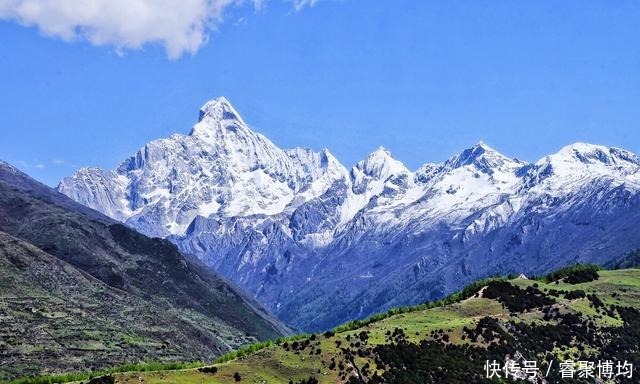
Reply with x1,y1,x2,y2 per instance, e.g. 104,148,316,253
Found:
0,160,287,380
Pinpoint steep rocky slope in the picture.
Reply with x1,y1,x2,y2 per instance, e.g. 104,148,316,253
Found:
0,160,287,380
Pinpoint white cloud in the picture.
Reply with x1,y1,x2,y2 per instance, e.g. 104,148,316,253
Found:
0,0,258,58
292,0,319,11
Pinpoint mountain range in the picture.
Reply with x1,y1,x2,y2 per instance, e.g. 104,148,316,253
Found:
58,97,640,331
0,160,286,380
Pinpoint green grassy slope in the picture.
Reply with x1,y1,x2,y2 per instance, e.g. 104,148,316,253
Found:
106,266,640,383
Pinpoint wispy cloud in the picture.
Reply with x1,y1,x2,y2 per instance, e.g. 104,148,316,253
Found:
51,158,66,165
0,0,325,59
13,158,77,170
292,0,319,11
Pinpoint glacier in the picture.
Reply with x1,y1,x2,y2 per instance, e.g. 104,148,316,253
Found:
58,97,640,331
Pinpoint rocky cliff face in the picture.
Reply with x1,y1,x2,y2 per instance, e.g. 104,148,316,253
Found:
58,97,640,331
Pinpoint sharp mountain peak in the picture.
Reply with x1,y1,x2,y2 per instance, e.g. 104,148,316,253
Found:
198,96,240,122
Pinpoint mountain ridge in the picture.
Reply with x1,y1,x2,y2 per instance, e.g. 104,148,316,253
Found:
57,97,640,331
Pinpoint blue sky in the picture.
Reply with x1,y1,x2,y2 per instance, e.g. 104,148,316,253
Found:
1,0,639,186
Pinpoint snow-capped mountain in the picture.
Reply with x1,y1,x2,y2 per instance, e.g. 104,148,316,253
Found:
59,97,348,238
59,97,640,331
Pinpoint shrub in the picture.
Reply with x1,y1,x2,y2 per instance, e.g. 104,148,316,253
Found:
538,264,601,284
